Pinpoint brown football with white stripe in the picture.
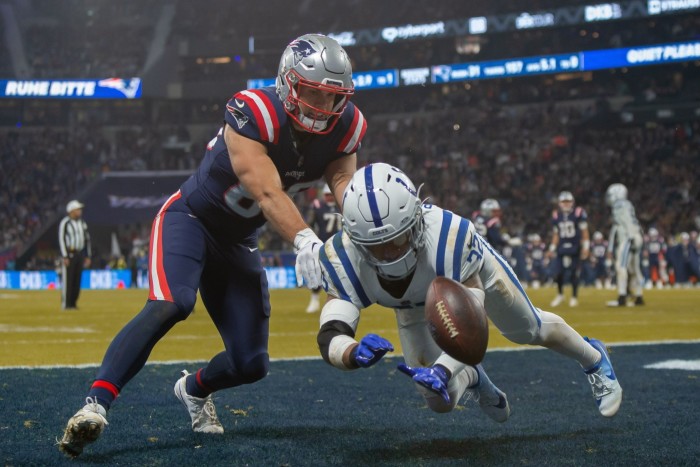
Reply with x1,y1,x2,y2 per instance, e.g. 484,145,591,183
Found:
425,276,489,365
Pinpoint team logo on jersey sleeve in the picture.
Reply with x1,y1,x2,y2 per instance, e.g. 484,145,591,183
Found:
226,103,249,129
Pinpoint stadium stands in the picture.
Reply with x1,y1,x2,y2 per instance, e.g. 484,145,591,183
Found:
0,0,698,278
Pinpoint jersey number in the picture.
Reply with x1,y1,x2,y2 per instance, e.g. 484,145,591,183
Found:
322,213,342,234
558,221,577,239
224,181,317,218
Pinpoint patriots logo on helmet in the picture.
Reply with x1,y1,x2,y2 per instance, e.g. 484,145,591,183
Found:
289,39,316,66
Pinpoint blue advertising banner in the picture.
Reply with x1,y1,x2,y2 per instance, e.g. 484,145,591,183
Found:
0,267,298,290
0,78,142,99
249,40,700,90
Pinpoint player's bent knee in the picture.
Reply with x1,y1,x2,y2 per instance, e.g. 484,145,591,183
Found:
425,394,456,413
144,300,188,324
502,326,539,345
170,286,198,315
416,384,457,413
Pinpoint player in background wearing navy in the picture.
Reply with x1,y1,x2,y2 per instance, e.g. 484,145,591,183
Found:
59,34,366,458
316,164,622,423
548,191,590,308
605,183,645,307
472,199,508,253
304,184,342,312
524,233,548,289
590,231,612,289
643,227,668,289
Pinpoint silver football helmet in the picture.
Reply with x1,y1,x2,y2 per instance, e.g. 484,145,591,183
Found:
276,34,354,134
480,198,501,218
342,163,425,279
605,183,628,206
558,190,574,213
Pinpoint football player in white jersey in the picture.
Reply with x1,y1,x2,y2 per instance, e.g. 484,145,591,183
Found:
605,183,645,307
316,163,623,419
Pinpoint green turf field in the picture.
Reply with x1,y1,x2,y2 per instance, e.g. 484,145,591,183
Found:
1,287,699,367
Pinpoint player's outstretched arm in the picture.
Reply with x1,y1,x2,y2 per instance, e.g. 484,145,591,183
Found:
317,297,393,370
225,125,323,288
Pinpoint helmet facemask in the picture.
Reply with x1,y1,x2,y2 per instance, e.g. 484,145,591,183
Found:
341,163,424,280
355,209,425,280
283,70,352,134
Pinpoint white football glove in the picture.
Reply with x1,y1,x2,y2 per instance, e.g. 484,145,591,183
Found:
294,228,323,289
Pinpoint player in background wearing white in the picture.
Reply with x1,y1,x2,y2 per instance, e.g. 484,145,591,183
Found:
304,184,342,312
605,183,645,307
548,191,590,308
316,163,623,419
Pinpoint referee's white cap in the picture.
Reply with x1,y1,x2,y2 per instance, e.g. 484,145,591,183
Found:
66,200,85,213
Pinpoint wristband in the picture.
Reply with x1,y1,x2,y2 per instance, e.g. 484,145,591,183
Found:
328,335,357,370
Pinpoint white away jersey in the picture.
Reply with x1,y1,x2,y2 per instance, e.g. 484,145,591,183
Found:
611,199,642,237
319,205,485,310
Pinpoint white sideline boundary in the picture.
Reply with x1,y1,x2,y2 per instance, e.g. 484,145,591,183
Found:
2,339,699,370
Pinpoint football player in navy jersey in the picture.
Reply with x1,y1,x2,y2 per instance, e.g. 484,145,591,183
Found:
590,231,611,289
525,233,548,289
59,34,366,457
472,198,507,253
304,184,342,312
643,227,668,289
548,191,590,307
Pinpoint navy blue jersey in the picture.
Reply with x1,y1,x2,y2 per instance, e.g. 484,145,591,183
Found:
551,206,587,255
180,86,366,239
645,237,667,267
472,211,505,251
308,199,341,242
591,239,608,261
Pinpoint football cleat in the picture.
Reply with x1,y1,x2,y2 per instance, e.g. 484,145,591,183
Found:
569,297,578,307
550,294,564,307
583,337,622,417
174,370,224,434
464,364,510,423
58,397,108,458
606,295,629,307
634,296,645,306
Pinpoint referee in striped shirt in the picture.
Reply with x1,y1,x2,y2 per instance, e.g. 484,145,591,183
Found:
59,200,92,310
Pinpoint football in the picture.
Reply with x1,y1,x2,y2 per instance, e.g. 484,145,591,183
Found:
425,276,489,365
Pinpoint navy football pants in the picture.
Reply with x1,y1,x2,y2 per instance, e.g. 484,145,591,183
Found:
91,193,270,402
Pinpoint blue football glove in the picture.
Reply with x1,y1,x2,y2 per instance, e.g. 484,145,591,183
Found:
352,334,394,368
397,363,450,404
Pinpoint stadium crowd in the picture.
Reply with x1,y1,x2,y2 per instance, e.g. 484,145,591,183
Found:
0,0,698,286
